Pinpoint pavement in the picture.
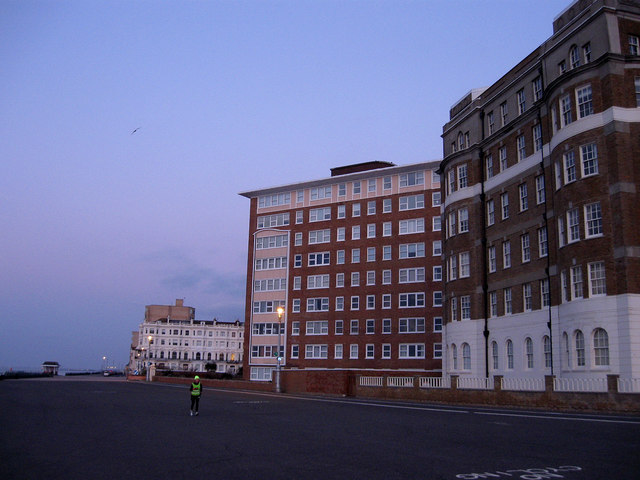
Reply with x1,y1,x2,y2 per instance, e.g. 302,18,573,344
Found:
1,377,639,480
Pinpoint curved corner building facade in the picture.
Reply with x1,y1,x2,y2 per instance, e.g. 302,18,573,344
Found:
440,0,640,381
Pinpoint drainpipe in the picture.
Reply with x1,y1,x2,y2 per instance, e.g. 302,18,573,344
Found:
479,110,489,379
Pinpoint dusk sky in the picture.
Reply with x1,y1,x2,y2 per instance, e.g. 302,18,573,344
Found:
1,0,569,371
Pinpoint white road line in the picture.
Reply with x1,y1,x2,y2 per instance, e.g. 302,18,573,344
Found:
473,411,640,425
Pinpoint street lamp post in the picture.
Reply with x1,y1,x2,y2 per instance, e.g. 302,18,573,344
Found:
146,335,153,381
276,306,284,393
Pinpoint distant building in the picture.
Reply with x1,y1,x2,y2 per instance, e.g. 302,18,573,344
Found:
439,0,640,381
41,361,59,375
129,299,244,374
240,161,443,382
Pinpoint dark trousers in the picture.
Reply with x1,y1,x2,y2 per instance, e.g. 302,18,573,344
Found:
190,395,200,412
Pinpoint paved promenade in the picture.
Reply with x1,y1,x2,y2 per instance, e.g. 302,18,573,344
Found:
1,376,639,479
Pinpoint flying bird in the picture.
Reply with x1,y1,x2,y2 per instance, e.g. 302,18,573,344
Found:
131,127,141,135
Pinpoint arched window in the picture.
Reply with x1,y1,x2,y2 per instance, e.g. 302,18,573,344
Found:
491,341,499,370
172,351,177,359
160,351,165,359
196,352,201,360
570,45,580,69
543,335,552,369
184,352,189,360
525,337,534,369
593,328,609,366
207,353,212,360
452,344,458,370
462,343,471,370
575,330,585,366
506,340,514,369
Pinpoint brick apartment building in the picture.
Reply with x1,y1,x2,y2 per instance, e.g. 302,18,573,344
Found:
440,0,640,381
240,162,443,382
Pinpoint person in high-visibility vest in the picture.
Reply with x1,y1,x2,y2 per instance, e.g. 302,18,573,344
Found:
190,376,202,416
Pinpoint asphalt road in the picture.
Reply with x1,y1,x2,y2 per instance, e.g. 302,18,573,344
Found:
0,377,638,480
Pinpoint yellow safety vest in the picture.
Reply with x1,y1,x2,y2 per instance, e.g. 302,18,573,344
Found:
191,382,201,396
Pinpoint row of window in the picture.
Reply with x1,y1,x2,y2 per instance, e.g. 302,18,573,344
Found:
560,263,607,301
283,291,443,313
487,280,550,318
557,202,603,246
252,342,442,360
148,350,241,361
142,327,240,338
257,171,441,211
286,317,443,336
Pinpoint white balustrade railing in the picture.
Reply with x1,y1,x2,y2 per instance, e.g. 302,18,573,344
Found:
617,378,640,393
387,376,414,388
553,377,607,392
419,376,451,389
457,376,492,390
501,377,545,392
359,376,383,387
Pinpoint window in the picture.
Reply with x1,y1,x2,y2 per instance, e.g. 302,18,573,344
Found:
366,295,375,310
434,317,443,332
457,164,468,189
593,328,610,366
432,192,441,207
310,186,332,200
558,60,566,74
351,248,360,263
521,233,531,263
502,240,511,268
432,216,441,232
533,124,542,153
576,85,593,118
352,203,361,217
257,213,290,228
570,45,580,69
350,344,358,359
307,274,329,289
383,221,392,237
351,225,360,240
462,343,471,369
517,89,526,114
571,266,584,300
458,208,469,233
487,199,495,226
535,175,545,204
335,320,343,335
532,76,543,102
448,256,457,281
334,344,343,359
306,298,329,312
544,335,552,368
256,234,288,250
504,288,512,314
351,296,360,310
399,218,424,235
492,341,499,370
500,101,508,126
383,176,392,190
560,94,572,127
399,344,425,359
584,202,602,237
292,298,301,313
255,257,287,271
399,243,425,259
365,344,375,359
433,265,442,281
367,270,375,286
399,171,424,187
489,291,498,317
353,181,361,195
336,227,345,242
433,241,442,256
452,344,458,369
523,283,532,311
253,300,285,313
294,232,303,246
383,270,391,284
382,344,391,358
255,278,287,292
486,155,494,179
366,319,375,334
296,190,304,203
580,143,598,177
399,194,424,211
337,205,346,218
399,292,425,308
630,35,639,55
541,278,550,307
588,262,606,296
308,252,330,266
399,317,425,333
506,340,514,369
488,246,496,273
459,252,470,278
460,296,471,320
383,245,391,261
382,318,391,334
519,183,528,211
575,330,585,366
433,291,443,307
582,42,591,63
305,344,328,359
563,151,576,184
433,343,443,359
335,297,344,311
309,207,331,222
309,229,331,244
306,321,329,335
367,224,376,238
636,77,640,107
368,179,376,193
499,146,507,171
458,132,465,151
567,208,580,243
487,111,495,134
399,267,425,283
450,297,457,321
558,217,566,248
447,170,456,195
367,200,376,215
525,338,534,369
382,294,391,309
350,319,359,334
383,198,392,213
501,193,509,220
517,135,526,161
351,272,360,287
338,183,346,197
336,250,345,265
258,192,290,208
538,227,548,257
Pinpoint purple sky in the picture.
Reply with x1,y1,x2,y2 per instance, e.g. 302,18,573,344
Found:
0,0,570,371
